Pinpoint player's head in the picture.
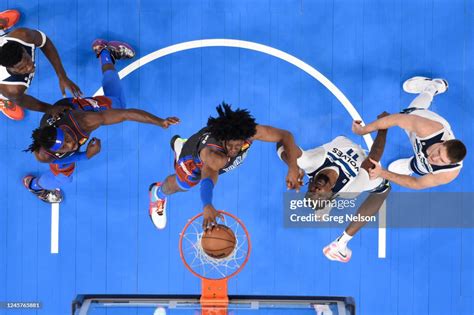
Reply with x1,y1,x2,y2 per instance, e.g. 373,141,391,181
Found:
26,126,78,153
306,173,334,203
428,140,467,166
207,102,257,158
0,41,35,74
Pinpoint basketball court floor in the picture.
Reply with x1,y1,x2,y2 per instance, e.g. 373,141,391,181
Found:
0,0,473,314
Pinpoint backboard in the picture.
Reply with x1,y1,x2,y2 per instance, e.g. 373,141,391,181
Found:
72,294,356,315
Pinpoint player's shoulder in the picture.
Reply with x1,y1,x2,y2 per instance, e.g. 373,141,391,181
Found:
6,28,38,44
326,135,357,148
200,146,228,169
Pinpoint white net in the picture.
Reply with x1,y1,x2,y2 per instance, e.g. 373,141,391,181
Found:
180,212,251,280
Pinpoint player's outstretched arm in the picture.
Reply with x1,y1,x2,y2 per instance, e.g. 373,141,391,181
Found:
353,113,440,137
360,112,389,171
78,109,180,132
276,143,304,185
252,125,301,191
9,28,82,97
200,147,228,230
368,158,460,190
345,184,391,237
0,86,51,112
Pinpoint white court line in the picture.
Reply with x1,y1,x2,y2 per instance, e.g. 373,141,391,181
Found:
93,39,386,258
378,202,387,258
51,203,59,254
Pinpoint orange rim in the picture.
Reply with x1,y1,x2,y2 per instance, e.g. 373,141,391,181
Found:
0,101,24,120
179,210,252,281
0,9,20,30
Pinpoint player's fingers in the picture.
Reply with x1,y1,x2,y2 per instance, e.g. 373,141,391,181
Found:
75,86,84,97
60,84,66,97
72,88,81,98
295,182,301,193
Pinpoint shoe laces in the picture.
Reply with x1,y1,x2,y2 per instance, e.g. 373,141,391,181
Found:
151,199,165,216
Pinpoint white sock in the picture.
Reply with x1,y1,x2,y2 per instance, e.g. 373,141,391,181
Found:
408,92,433,110
423,84,438,96
336,231,353,247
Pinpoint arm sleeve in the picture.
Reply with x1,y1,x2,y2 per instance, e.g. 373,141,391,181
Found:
51,151,88,164
277,145,326,174
295,147,326,174
200,178,214,207
347,168,384,193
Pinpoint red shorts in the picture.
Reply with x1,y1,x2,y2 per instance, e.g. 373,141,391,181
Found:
174,156,203,190
49,163,76,177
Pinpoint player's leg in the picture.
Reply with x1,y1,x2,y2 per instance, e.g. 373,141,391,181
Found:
148,136,196,230
403,76,448,110
323,182,390,263
22,164,75,203
388,77,449,174
92,39,135,109
149,174,186,230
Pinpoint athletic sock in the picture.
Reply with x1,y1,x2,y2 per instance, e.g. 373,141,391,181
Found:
99,49,114,66
30,177,43,191
408,91,433,109
151,184,168,202
423,84,438,96
336,231,353,248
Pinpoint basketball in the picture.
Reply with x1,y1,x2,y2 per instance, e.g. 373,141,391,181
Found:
201,224,237,259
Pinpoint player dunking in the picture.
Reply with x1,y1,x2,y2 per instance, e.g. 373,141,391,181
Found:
278,113,391,262
149,103,301,230
22,39,179,203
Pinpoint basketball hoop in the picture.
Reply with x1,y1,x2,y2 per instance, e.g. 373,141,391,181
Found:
179,210,251,314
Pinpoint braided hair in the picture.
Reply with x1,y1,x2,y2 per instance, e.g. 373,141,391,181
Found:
25,126,57,153
207,102,257,141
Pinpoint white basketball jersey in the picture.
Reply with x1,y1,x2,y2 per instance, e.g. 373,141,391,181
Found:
406,109,463,175
294,136,383,195
0,33,44,100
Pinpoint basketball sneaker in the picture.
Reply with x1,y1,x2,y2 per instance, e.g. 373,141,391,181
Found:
388,158,414,176
170,135,187,158
323,240,352,263
92,39,135,62
22,175,63,203
403,76,448,95
0,9,20,31
149,182,167,230
0,99,24,120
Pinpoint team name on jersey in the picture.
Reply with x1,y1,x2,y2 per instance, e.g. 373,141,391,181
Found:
222,150,249,173
330,148,360,173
